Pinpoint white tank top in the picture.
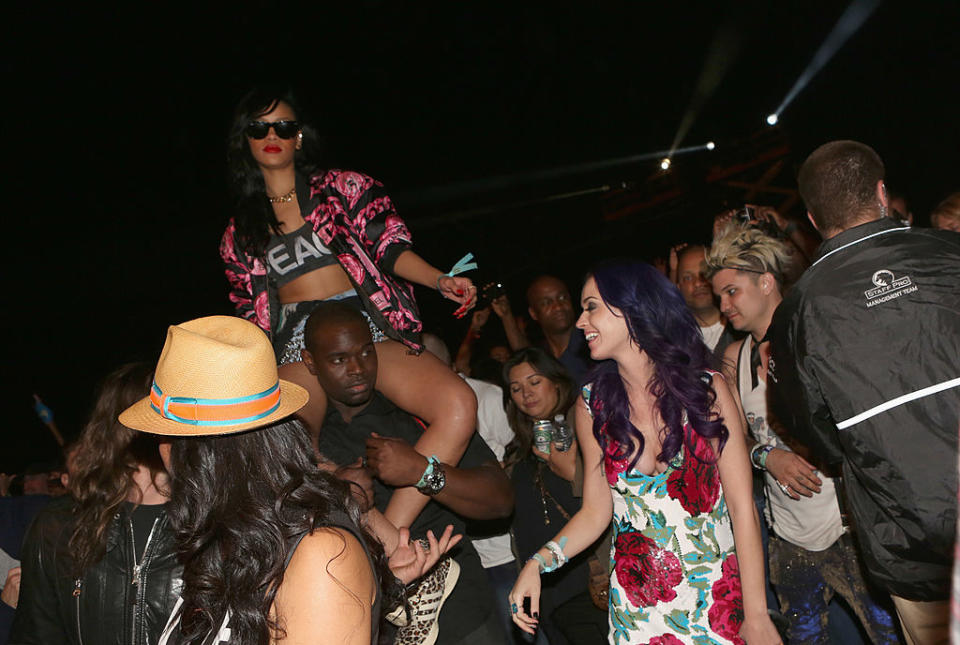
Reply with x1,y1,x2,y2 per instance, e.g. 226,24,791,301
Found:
737,335,844,551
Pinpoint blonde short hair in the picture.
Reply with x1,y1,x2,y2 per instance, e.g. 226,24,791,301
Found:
931,192,960,229
705,223,793,287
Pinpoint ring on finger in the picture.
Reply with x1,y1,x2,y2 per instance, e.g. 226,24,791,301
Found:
776,480,791,495
511,602,518,614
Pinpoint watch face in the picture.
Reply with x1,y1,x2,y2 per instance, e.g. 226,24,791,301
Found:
419,462,446,495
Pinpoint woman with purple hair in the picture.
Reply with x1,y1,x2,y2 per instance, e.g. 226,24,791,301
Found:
509,260,780,644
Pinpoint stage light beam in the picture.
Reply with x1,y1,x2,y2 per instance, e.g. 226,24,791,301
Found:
660,158,671,171
706,141,716,150
771,0,880,120
766,114,779,126
667,22,740,157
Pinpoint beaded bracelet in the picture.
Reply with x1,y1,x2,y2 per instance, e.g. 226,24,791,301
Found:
544,540,568,569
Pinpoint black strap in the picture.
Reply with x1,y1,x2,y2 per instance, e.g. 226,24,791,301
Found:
749,333,769,391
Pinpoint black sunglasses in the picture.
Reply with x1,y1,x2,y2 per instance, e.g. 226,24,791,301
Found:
245,120,300,139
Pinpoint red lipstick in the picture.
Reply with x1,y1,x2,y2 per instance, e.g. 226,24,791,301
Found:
263,145,282,153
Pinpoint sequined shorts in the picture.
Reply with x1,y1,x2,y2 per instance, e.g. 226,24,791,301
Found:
274,291,386,365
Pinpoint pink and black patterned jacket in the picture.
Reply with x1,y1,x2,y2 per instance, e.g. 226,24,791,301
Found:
219,169,424,352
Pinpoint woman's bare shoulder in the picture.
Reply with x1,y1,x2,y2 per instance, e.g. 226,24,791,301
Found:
281,527,375,600
288,527,370,571
271,527,376,642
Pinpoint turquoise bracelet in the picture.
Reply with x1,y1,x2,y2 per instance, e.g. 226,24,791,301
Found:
416,456,440,488
436,252,479,291
529,553,549,573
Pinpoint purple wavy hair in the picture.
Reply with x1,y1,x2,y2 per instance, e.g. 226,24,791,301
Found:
586,259,728,469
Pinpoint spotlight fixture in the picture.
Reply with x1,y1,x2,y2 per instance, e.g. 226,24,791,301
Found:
766,113,779,126
660,158,671,170
706,141,716,150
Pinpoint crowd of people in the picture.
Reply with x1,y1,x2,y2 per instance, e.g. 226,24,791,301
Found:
1,89,958,645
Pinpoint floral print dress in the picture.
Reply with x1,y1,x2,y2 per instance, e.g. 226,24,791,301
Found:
583,385,745,645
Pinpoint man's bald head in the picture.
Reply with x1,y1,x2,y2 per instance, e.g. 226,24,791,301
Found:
303,302,368,355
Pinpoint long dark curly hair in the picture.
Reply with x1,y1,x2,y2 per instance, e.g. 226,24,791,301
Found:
68,362,166,577
501,347,576,469
587,259,728,470
167,419,397,644
227,87,325,257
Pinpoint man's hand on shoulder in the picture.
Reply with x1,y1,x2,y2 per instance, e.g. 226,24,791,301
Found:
365,433,429,488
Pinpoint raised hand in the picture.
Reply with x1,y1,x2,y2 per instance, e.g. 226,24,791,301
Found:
387,525,462,585
438,275,477,319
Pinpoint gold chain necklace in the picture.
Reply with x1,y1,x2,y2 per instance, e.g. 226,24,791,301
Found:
267,187,296,204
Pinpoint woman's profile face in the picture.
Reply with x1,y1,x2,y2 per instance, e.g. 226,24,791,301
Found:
246,100,301,172
508,362,560,420
576,277,630,361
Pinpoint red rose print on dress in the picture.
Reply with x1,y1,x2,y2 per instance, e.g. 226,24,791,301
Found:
645,635,685,645
666,431,720,516
605,446,631,486
708,554,745,645
614,531,683,608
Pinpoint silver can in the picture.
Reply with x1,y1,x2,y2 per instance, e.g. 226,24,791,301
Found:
533,420,553,455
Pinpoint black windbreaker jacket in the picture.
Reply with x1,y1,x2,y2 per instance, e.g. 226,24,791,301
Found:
769,217,960,601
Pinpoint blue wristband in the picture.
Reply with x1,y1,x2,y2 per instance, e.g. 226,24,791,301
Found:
529,553,549,573
416,456,440,488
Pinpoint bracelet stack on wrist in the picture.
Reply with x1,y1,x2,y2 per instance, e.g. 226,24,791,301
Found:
750,444,774,471
528,537,569,574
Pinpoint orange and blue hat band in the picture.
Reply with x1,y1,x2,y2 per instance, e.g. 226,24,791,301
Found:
149,381,281,426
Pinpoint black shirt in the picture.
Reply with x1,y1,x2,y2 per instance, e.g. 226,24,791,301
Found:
123,501,166,558
317,393,497,643
554,330,593,386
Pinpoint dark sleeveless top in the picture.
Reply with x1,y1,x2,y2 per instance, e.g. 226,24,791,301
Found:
158,510,381,644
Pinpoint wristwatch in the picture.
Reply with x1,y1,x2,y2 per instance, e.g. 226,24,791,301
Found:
415,456,447,496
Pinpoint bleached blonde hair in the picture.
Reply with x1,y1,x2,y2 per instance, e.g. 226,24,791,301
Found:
931,192,960,229
704,223,793,287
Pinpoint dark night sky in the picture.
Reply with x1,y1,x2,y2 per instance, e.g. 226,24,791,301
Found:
5,1,958,469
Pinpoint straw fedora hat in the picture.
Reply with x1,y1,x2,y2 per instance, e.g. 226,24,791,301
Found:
120,316,308,436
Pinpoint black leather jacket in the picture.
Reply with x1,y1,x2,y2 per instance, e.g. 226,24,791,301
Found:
9,496,182,645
